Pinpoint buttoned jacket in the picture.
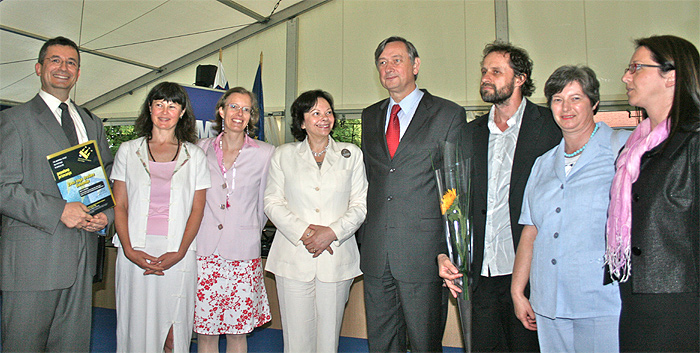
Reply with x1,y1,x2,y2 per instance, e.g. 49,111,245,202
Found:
110,137,210,252
264,137,367,282
196,136,274,260
359,90,467,282
628,124,700,294
0,94,113,291
520,123,627,319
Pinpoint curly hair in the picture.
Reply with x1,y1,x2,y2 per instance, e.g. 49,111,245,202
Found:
482,41,535,97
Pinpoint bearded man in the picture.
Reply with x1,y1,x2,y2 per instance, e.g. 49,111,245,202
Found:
438,41,561,352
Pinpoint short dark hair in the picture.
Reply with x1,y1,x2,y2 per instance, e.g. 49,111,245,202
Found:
290,90,336,141
212,86,260,137
39,36,81,66
544,65,601,114
134,82,198,143
634,35,700,141
482,41,535,97
374,36,420,80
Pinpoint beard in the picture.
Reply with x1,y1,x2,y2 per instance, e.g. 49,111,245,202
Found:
480,79,515,105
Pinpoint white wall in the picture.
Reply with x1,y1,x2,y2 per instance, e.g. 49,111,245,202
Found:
94,0,700,119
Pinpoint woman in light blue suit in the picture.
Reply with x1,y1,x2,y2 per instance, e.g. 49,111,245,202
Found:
511,66,629,352
264,90,368,353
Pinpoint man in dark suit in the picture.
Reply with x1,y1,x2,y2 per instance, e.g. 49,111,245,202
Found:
0,36,114,352
439,42,561,352
360,36,466,352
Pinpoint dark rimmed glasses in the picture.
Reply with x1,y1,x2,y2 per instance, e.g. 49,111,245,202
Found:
624,63,664,74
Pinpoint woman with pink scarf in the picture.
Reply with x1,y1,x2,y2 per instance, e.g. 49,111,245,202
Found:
605,35,700,352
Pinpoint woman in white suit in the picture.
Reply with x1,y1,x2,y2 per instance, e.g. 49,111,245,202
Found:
264,90,368,353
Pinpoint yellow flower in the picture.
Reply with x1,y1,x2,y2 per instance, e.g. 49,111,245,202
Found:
440,189,457,214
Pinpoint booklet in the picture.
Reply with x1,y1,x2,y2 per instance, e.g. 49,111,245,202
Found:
47,140,115,215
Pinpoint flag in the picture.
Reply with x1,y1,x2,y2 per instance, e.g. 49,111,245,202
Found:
252,52,264,141
214,49,228,90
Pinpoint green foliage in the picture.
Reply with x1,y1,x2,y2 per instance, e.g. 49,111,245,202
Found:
104,125,139,156
331,118,362,147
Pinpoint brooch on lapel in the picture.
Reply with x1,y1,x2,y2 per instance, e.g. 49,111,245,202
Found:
341,149,351,158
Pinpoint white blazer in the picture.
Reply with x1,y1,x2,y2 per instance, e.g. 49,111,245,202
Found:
110,137,211,252
264,137,368,282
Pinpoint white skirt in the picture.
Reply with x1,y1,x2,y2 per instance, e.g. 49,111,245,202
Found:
115,234,197,353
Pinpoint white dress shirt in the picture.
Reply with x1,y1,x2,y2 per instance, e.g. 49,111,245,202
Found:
482,98,526,276
39,90,89,144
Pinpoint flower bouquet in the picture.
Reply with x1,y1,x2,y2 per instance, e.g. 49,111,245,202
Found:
434,141,473,352
434,141,472,300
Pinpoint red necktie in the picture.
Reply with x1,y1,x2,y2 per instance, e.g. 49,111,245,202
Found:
386,104,401,158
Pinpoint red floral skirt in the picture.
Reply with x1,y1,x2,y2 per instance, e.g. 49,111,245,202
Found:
194,255,271,335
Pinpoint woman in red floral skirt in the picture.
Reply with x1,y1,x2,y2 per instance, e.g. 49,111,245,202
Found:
194,87,274,352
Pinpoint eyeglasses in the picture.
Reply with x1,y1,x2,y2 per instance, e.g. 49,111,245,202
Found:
624,63,663,74
227,103,252,115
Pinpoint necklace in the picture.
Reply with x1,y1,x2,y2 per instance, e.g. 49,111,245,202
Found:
216,134,243,209
147,139,180,162
311,136,330,157
564,124,599,157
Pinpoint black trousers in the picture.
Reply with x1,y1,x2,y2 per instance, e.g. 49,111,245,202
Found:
619,278,699,352
471,275,539,352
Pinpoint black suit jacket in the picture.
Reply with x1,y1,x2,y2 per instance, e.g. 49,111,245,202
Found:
360,89,467,282
466,99,561,288
626,127,700,294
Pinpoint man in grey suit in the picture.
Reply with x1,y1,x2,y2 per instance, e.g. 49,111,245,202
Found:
0,36,114,352
439,42,561,352
360,36,466,352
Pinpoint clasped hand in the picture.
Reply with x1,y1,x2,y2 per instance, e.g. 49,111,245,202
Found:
302,225,337,258
124,248,185,276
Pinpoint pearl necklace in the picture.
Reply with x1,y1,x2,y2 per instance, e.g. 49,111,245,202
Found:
564,124,599,157
311,136,330,157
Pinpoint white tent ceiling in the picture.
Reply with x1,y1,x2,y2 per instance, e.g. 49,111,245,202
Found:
0,0,328,109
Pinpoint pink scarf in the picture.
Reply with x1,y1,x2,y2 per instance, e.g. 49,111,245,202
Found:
605,118,670,282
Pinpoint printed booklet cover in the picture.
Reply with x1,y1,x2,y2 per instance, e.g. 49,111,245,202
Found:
47,140,115,215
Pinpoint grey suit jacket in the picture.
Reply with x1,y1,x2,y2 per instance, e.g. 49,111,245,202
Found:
359,89,467,282
466,99,561,288
0,94,114,291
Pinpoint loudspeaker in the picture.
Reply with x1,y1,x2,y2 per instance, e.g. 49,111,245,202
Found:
195,64,217,87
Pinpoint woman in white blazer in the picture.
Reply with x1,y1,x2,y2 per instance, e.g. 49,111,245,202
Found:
112,82,210,353
264,90,368,353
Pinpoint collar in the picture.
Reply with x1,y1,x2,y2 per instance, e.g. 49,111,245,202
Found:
297,136,340,173
213,133,260,152
39,90,70,115
135,137,192,177
389,85,423,115
487,98,526,135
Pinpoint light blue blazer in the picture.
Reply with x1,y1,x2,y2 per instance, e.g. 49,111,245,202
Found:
519,122,629,319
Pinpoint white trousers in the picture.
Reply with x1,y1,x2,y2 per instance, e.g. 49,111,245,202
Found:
275,276,353,353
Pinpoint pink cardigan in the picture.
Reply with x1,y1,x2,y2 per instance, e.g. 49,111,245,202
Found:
196,135,274,260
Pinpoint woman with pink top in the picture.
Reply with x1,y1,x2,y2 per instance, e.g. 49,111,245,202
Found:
111,82,210,353
194,87,274,352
